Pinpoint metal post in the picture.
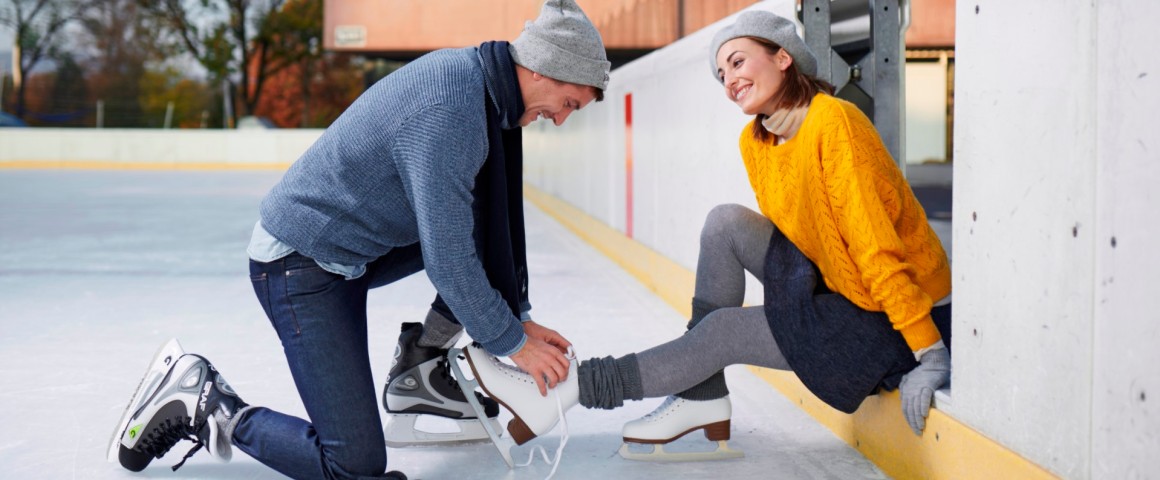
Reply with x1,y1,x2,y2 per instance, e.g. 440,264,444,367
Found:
802,0,907,170
96,100,104,128
802,0,852,95
11,44,21,93
222,81,233,129
164,101,174,129
802,0,833,84
870,0,905,169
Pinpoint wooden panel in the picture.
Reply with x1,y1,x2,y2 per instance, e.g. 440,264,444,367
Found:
682,0,760,34
906,0,955,47
323,0,758,53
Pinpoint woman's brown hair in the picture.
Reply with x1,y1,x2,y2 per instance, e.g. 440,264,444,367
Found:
745,37,835,143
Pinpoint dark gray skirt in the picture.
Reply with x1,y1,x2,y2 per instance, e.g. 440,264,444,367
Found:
762,226,951,414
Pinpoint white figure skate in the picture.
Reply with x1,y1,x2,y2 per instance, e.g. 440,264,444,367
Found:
618,395,744,462
451,344,578,470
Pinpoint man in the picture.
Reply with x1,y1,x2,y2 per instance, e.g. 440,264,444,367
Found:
107,1,610,478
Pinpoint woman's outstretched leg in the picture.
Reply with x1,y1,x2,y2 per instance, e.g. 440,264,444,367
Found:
578,306,787,409
464,305,787,448
681,204,774,401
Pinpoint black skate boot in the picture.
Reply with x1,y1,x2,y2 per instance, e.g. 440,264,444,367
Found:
108,339,250,472
383,322,501,446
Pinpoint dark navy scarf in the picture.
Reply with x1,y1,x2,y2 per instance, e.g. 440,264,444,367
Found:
434,41,530,322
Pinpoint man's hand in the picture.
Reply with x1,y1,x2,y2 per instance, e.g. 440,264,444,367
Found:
522,320,571,353
509,321,572,397
899,346,951,436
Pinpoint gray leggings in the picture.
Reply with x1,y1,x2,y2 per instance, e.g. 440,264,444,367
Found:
635,204,790,398
579,204,792,408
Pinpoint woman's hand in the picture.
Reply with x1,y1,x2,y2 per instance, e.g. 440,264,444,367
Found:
899,346,951,435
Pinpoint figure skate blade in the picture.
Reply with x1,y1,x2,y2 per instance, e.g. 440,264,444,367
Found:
618,440,744,462
448,347,516,468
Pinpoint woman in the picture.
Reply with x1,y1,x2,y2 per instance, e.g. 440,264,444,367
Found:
466,9,953,455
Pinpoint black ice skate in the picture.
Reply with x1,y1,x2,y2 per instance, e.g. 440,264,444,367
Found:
383,322,501,447
107,339,249,472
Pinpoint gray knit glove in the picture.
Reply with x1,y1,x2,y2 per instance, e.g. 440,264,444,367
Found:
899,346,950,436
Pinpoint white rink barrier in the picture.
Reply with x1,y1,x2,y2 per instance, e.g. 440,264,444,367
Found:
0,128,323,166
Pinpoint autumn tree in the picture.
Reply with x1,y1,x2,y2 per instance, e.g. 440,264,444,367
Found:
139,66,217,128
255,0,319,127
255,51,362,128
251,0,362,128
78,0,151,126
139,0,288,124
0,0,95,119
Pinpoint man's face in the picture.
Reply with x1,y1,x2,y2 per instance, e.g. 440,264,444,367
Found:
518,73,598,127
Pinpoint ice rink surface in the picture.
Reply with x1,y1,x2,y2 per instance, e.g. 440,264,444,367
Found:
0,170,888,479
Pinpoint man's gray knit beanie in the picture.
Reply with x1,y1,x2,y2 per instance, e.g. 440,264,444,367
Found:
709,10,818,82
509,0,611,91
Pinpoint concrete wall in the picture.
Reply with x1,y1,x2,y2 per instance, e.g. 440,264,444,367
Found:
525,0,1160,478
956,0,1160,477
0,129,323,165
954,0,1095,476
1091,3,1160,478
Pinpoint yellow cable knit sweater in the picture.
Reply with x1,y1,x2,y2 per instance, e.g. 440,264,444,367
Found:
740,93,952,351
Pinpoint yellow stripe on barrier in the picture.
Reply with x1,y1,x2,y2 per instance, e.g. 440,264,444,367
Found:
0,160,292,171
524,182,1059,480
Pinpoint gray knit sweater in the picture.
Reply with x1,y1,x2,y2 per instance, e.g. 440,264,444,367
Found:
259,47,526,355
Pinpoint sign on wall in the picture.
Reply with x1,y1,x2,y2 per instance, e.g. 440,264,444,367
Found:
334,25,367,48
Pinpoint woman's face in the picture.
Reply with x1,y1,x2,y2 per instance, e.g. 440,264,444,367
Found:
715,37,793,116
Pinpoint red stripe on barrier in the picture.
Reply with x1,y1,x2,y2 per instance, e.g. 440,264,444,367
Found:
625,93,634,239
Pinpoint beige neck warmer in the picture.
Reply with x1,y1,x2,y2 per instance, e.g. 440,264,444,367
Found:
762,104,810,144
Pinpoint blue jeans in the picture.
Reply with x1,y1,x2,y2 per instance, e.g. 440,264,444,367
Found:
237,246,424,479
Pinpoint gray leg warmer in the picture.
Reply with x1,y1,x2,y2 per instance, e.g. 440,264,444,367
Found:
578,354,643,410
417,309,464,348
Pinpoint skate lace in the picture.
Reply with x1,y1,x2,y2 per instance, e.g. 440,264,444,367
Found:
486,354,537,384
642,396,680,422
440,357,489,403
132,415,205,471
514,346,576,480
437,357,460,389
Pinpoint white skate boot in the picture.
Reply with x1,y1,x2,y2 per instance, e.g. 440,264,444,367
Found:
383,322,501,447
618,395,743,462
450,343,578,472
462,343,578,445
107,339,250,471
